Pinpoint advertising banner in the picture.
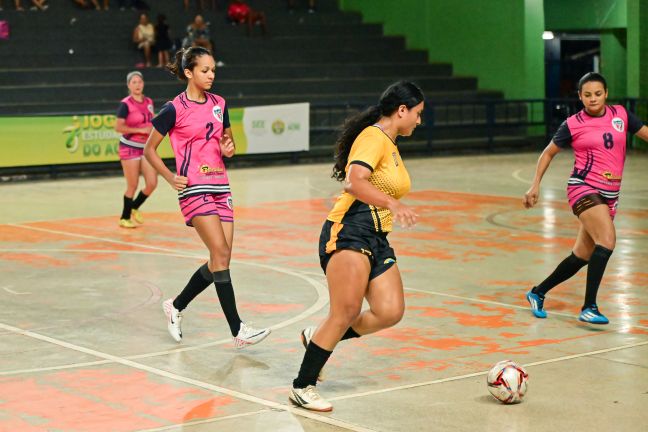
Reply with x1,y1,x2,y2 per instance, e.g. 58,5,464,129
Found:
0,103,309,168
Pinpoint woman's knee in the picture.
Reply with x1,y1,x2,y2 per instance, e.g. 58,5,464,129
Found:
331,304,362,327
595,231,616,250
143,181,157,194
377,303,405,327
209,247,231,269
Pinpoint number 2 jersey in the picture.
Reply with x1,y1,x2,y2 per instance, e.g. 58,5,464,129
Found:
152,91,231,200
553,105,643,197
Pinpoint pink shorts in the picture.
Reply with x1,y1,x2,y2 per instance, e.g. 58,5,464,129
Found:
179,193,233,226
119,143,144,160
567,184,618,219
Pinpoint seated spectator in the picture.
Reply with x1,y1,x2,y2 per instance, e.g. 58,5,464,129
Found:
155,14,172,68
227,1,267,37
183,14,212,52
133,13,155,67
0,0,25,11
29,0,49,10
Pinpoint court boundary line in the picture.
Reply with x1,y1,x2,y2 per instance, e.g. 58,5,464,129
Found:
3,221,647,423
136,409,267,432
329,339,648,402
1,225,329,357
0,321,377,432
296,270,648,332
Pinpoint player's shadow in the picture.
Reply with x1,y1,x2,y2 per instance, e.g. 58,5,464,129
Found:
208,353,271,382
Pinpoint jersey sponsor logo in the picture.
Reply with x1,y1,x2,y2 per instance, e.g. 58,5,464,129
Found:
601,171,622,182
611,117,624,133
227,196,233,210
147,104,154,114
213,106,223,123
199,164,224,174
392,152,399,166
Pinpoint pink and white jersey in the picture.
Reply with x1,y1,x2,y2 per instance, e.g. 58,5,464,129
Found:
152,91,231,200
116,95,154,148
553,105,644,199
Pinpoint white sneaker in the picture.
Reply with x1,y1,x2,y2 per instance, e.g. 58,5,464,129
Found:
163,298,182,342
301,327,325,381
233,322,270,349
289,385,333,412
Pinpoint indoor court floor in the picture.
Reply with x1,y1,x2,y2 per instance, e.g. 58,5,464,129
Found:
1,152,647,431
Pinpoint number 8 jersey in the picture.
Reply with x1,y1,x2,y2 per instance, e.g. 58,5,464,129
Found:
152,91,231,199
553,105,644,194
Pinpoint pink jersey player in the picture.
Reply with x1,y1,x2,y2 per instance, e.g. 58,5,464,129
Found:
553,104,643,218
524,72,648,326
114,71,158,229
144,47,270,348
152,91,232,225
116,94,154,160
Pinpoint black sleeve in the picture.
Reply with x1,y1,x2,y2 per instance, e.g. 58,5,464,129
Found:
552,121,572,148
627,111,644,135
116,102,129,119
223,106,230,129
152,102,176,136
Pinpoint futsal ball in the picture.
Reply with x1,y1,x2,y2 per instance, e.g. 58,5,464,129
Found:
486,360,528,404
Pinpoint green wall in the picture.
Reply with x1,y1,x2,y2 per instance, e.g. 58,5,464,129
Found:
339,0,545,99
544,0,626,30
626,0,648,98
340,0,648,100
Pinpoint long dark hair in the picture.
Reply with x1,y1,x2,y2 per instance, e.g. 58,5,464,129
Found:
332,80,424,181
166,46,212,81
578,72,607,92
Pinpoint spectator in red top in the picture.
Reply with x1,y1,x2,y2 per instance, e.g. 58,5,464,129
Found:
227,0,267,37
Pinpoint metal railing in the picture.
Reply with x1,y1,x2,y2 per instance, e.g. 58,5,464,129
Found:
311,98,648,150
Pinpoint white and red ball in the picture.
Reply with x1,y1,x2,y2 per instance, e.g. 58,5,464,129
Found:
486,360,528,404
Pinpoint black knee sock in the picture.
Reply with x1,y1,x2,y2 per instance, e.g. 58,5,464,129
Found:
293,341,332,388
121,195,133,220
341,327,360,341
532,252,588,297
213,269,242,336
584,245,613,309
132,191,149,210
173,263,212,311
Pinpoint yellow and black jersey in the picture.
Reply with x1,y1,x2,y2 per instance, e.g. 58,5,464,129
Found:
327,125,411,232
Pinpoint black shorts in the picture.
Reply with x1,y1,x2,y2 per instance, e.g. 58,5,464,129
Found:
318,220,397,281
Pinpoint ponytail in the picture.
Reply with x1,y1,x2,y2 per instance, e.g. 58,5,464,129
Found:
166,46,213,81
332,105,381,181
331,81,424,181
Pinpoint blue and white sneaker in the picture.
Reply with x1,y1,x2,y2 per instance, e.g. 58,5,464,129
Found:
526,290,547,318
579,305,609,324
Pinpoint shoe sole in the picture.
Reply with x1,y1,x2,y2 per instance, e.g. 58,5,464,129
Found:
578,317,609,325
235,329,271,349
288,394,333,412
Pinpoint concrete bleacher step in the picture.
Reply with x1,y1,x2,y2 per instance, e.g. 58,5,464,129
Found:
0,63,454,85
0,90,504,116
0,76,478,104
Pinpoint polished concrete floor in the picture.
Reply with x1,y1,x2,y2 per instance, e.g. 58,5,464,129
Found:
1,152,647,431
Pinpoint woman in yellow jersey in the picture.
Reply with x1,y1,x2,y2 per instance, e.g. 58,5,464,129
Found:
289,81,425,412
